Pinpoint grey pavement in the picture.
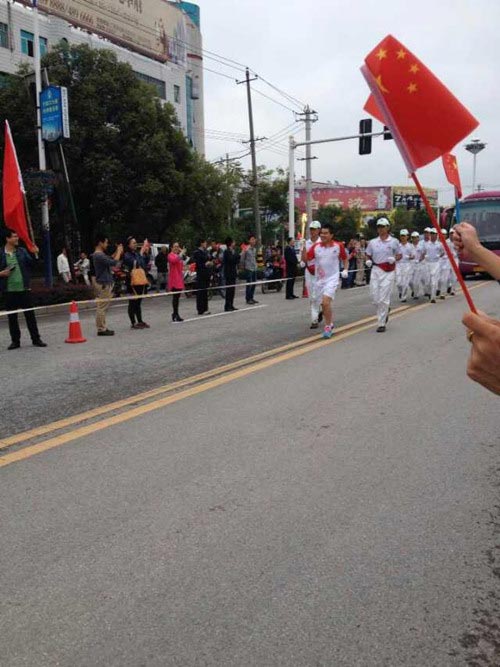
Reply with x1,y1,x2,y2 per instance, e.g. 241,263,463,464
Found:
0,282,499,666
1,281,377,438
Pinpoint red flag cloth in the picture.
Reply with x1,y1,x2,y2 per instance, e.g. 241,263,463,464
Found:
3,120,35,251
361,35,478,173
442,152,463,199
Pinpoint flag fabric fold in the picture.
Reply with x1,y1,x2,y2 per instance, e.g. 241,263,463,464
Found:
442,152,463,199
361,35,479,173
3,120,35,252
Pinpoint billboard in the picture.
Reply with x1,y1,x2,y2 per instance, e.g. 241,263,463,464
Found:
40,85,70,142
295,186,392,213
20,0,187,63
392,185,438,210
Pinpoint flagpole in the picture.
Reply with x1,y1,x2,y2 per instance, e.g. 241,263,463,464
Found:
454,195,461,225
33,0,53,286
411,173,476,313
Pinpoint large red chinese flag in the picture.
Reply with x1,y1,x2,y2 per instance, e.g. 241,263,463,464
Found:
442,152,463,199
3,120,35,251
361,35,478,173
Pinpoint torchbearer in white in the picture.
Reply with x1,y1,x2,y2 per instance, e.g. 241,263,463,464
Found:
365,218,401,332
438,228,450,298
442,228,459,296
396,229,414,302
423,229,444,302
420,227,432,296
306,223,348,339
301,220,322,329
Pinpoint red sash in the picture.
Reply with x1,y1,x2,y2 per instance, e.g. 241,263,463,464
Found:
374,262,396,273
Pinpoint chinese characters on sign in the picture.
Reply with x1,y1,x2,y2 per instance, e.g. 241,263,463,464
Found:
40,85,70,142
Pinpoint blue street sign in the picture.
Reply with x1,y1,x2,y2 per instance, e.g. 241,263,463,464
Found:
40,85,70,142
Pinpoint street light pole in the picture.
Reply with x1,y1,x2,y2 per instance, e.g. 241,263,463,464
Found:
33,2,52,286
465,138,486,194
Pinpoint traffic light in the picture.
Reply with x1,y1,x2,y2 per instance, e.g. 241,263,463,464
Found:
359,118,372,155
383,125,393,140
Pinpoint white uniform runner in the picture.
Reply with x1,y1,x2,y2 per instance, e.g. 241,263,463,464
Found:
410,240,425,298
304,238,319,323
440,237,459,296
423,239,444,301
396,241,415,301
366,236,399,328
307,240,347,306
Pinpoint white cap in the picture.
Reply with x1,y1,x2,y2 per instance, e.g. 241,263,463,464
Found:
411,231,420,238
430,228,438,234
376,217,390,227
441,228,448,235
399,229,409,236
309,220,321,229
424,227,432,233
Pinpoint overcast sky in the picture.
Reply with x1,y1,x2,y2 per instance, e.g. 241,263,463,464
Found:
199,0,500,204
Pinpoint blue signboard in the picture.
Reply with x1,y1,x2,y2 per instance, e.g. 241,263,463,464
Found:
40,85,70,142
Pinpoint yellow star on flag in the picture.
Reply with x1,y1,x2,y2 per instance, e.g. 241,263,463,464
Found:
396,49,407,59
376,48,388,60
407,82,417,94
409,63,419,74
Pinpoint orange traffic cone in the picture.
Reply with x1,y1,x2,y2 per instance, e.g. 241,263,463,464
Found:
65,301,87,344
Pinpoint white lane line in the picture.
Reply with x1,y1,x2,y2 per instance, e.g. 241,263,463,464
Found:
180,304,268,323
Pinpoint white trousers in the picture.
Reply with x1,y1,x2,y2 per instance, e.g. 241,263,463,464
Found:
421,261,431,295
370,266,395,327
305,271,319,322
439,261,458,294
396,263,412,300
410,263,424,298
428,262,440,300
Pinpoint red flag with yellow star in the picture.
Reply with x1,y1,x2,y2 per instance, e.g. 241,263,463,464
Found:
442,152,462,199
361,35,478,173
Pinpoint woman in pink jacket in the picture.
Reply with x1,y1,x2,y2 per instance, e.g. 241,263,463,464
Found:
167,242,185,322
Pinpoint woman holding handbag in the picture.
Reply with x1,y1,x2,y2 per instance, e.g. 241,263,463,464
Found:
123,237,150,329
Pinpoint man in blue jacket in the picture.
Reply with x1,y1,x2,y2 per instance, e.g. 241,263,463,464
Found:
0,228,46,350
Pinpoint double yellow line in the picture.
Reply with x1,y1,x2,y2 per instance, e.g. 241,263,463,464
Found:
0,283,488,469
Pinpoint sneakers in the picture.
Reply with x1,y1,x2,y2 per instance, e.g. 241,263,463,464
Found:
376,325,386,333
32,339,47,347
439,295,446,300
98,329,115,336
430,298,436,303
310,321,319,329
137,322,150,328
246,299,258,305
322,325,333,339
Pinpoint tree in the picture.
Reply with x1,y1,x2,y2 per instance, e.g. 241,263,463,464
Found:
0,43,233,253
316,206,361,243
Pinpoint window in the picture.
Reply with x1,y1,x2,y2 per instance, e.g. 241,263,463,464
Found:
174,84,180,104
133,71,166,100
0,72,10,89
0,23,9,49
20,30,48,57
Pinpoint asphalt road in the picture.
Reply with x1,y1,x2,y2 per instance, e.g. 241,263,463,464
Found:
0,281,499,666
1,281,384,437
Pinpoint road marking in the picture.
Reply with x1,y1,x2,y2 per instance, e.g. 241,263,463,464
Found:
180,304,267,323
0,310,396,450
0,281,489,465
0,319,381,468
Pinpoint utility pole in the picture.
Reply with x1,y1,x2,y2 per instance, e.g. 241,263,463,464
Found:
297,106,318,235
288,135,296,239
33,2,53,286
238,68,261,245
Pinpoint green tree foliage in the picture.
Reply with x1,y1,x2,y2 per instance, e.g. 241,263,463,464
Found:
0,43,235,251
316,205,361,243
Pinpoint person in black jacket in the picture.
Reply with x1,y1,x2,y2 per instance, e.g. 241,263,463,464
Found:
0,228,46,349
154,245,168,292
193,239,213,315
222,237,239,312
284,237,299,299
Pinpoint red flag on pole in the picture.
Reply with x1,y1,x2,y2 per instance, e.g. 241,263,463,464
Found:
361,35,478,173
3,120,35,252
442,152,463,199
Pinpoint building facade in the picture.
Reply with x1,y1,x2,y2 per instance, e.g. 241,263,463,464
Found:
0,0,205,153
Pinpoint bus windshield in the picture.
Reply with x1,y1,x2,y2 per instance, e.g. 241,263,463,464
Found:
460,200,500,246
